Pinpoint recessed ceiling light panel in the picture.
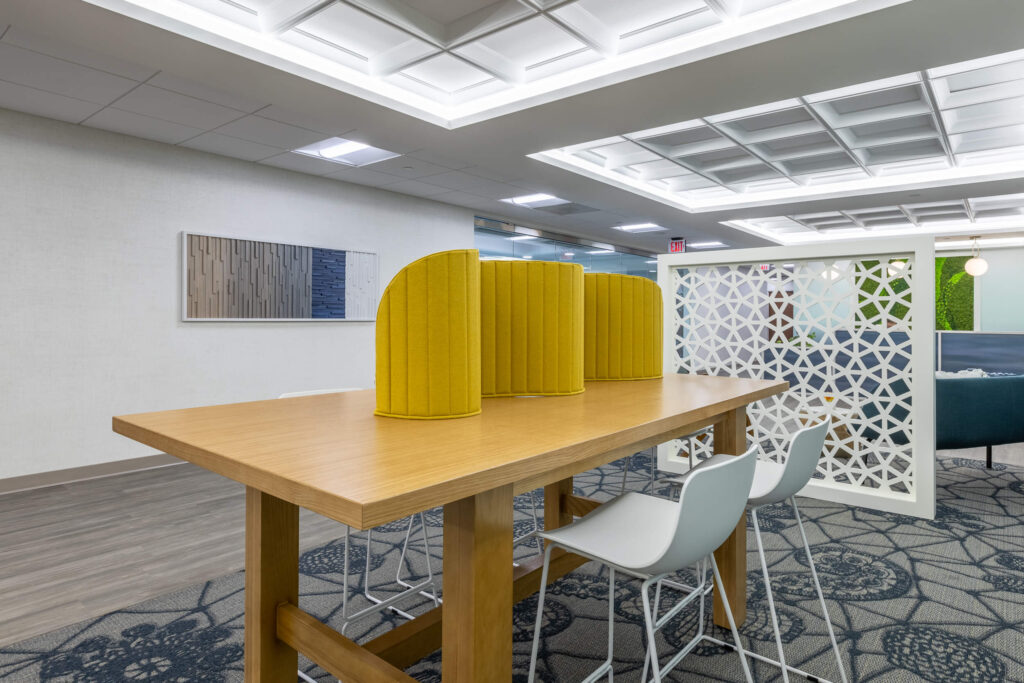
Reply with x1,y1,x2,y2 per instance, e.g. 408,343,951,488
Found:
615,223,666,232
501,193,571,208
293,137,400,166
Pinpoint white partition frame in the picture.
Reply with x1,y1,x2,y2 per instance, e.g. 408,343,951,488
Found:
658,237,936,519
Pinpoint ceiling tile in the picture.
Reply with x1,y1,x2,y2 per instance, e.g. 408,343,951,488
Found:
458,178,529,200
460,164,523,183
431,190,502,210
405,149,472,169
400,53,492,94
0,27,158,81
215,114,326,149
258,104,354,135
180,131,282,161
418,170,493,192
295,3,435,63
259,152,343,175
384,179,453,198
0,43,138,105
83,107,205,144
112,84,246,129
461,15,585,70
0,79,104,123
147,72,268,113
364,156,449,178
323,165,402,187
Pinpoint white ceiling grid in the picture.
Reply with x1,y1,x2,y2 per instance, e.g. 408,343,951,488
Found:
543,48,1024,211
81,0,903,125
728,192,1024,244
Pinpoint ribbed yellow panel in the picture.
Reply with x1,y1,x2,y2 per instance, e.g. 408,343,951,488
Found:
584,273,663,381
375,250,481,419
480,261,584,397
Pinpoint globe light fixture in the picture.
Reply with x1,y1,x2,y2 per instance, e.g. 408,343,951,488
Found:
964,237,989,277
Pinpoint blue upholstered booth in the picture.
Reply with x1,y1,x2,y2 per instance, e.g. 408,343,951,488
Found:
935,375,1024,468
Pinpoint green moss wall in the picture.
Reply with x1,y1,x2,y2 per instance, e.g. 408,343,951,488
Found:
936,256,974,331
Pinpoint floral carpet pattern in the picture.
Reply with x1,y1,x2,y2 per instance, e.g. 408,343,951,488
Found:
1,455,1022,682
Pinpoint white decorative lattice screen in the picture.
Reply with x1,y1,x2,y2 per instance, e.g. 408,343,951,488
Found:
659,239,936,518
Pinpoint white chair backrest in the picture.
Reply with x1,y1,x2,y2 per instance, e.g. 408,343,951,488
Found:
752,419,829,507
278,388,362,399
639,446,759,576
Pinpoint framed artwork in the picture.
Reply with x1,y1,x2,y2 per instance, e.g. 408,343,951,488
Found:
181,232,378,321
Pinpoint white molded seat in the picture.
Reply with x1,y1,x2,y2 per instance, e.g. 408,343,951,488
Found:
528,447,760,683
747,459,785,503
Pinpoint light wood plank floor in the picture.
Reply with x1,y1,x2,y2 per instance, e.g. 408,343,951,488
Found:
1,444,1022,649
0,462,347,648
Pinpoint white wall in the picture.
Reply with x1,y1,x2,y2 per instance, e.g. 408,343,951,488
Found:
978,247,1024,332
0,108,473,480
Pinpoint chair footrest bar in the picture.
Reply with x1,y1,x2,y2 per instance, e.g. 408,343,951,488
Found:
357,576,437,624
703,635,837,683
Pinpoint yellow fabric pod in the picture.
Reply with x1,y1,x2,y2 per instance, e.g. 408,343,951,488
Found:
480,260,584,397
584,273,663,381
375,249,481,419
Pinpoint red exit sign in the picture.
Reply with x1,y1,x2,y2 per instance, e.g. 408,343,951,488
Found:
669,238,686,254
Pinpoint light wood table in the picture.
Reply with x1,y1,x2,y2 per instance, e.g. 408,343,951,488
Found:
113,374,786,682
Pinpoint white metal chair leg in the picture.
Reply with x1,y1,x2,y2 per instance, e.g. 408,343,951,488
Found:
792,497,849,683
580,568,616,683
709,554,755,683
752,507,790,683
530,489,545,555
362,527,417,622
528,544,554,683
641,577,662,682
620,454,632,493
395,512,442,605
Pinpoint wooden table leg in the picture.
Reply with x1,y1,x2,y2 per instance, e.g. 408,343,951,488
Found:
713,407,748,629
244,487,299,682
544,477,574,535
442,484,514,682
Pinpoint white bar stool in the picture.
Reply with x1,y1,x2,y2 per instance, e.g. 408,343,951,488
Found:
527,447,760,683
667,419,848,683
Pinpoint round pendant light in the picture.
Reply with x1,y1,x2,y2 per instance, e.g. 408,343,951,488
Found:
964,237,989,277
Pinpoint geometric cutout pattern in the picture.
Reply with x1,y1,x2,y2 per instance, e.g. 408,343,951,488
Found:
670,254,917,501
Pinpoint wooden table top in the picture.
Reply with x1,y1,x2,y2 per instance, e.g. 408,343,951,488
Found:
113,374,786,528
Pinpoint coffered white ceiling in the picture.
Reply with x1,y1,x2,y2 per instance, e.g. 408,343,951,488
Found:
79,0,907,127
534,48,1024,217
1,0,1022,253
726,192,1024,245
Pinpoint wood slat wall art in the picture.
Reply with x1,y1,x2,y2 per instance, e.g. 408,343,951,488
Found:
183,233,377,321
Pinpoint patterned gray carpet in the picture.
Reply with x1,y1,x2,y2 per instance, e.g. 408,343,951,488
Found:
1,455,1022,682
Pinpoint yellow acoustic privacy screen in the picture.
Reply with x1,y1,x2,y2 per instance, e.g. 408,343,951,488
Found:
375,250,481,419
480,261,584,397
584,273,663,381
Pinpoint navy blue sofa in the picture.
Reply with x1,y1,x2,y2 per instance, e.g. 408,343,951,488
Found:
935,375,1024,468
